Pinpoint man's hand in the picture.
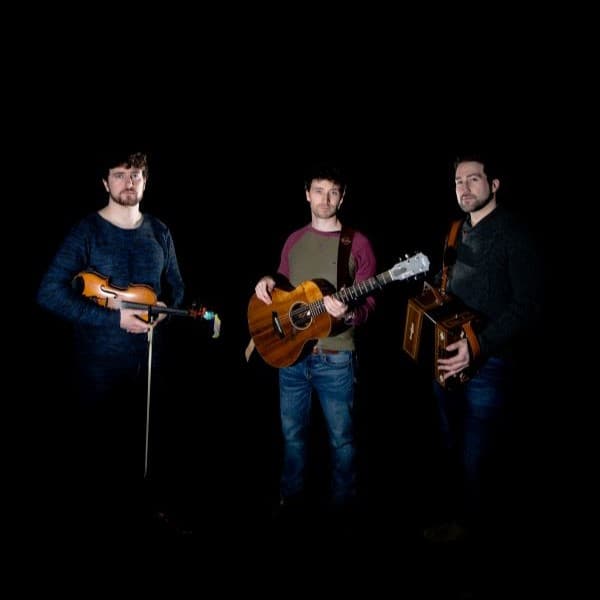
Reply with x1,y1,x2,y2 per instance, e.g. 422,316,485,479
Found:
323,295,349,320
255,276,276,304
437,338,470,382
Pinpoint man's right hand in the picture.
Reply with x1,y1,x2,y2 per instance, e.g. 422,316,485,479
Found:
120,308,151,334
255,276,276,304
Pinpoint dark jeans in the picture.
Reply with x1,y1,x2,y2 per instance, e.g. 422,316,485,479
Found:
279,350,356,504
433,356,509,528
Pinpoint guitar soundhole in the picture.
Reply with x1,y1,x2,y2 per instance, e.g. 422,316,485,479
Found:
289,302,312,330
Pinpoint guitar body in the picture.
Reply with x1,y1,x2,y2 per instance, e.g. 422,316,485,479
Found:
248,278,336,368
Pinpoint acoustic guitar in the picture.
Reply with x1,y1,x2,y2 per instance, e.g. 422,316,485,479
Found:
247,252,429,368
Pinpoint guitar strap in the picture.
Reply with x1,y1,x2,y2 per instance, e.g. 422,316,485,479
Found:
337,226,355,289
441,218,481,361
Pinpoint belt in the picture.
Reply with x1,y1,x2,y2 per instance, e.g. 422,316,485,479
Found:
312,347,340,355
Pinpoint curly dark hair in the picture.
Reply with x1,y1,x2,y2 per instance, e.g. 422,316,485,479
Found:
99,151,149,180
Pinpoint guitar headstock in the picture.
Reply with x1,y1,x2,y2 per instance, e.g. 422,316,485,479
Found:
389,252,430,281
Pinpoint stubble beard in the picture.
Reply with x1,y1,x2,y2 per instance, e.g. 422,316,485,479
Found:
460,190,493,214
112,191,141,207
314,204,338,220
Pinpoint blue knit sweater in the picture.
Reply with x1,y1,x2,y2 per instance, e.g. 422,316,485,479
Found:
37,212,184,358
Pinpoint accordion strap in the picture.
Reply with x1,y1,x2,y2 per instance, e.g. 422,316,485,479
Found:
440,218,481,362
440,218,463,296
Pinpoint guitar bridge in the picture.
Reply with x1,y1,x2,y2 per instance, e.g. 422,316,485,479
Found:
272,312,285,338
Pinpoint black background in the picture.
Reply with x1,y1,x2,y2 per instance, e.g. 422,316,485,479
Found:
23,117,553,526
5,51,573,596
3,13,587,590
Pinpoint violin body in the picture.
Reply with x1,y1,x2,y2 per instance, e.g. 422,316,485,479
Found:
73,270,157,311
73,270,221,336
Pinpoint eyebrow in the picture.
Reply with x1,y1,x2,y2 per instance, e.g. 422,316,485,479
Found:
455,172,483,181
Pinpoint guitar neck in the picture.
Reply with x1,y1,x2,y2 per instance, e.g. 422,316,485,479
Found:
333,271,393,305
120,301,190,317
301,271,393,319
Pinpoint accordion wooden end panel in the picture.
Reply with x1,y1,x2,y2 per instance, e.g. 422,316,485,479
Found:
403,299,424,361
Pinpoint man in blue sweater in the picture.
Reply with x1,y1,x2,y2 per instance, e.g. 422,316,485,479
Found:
37,150,184,537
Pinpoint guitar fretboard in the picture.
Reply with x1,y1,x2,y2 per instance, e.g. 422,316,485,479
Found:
308,271,393,316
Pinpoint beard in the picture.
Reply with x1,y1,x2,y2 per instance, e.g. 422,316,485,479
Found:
111,190,141,207
459,190,494,213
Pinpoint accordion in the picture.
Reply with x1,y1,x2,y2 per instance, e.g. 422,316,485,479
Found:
402,283,483,389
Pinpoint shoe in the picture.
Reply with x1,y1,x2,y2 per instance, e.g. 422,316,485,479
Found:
423,520,467,544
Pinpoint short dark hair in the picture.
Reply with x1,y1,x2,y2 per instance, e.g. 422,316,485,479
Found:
304,164,347,195
100,151,149,180
453,153,501,186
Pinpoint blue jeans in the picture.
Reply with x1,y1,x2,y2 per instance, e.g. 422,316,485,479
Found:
279,350,356,504
433,356,509,526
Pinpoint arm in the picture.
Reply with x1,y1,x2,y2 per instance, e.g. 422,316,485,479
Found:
152,227,185,326
477,224,542,358
344,232,377,326
36,222,121,329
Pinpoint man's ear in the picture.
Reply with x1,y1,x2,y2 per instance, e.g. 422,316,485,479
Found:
102,179,109,192
491,178,500,193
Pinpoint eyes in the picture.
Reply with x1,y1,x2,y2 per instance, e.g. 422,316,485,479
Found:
455,175,482,187
110,171,143,182
311,187,341,198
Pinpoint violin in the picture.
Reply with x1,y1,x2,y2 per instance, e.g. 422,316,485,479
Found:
73,270,220,336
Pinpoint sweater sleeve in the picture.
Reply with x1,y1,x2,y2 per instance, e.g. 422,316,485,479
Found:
477,223,542,358
36,222,121,328
157,225,185,308
348,232,377,327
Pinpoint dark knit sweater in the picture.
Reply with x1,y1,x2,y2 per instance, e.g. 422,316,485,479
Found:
37,212,184,358
448,206,542,359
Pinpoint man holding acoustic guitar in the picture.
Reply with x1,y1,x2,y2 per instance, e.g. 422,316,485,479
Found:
252,164,377,519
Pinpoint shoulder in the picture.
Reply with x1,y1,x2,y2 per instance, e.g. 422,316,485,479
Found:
67,213,100,237
283,224,313,245
351,229,371,244
350,229,374,252
143,215,174,242
144,214,169,232
494,207,536,242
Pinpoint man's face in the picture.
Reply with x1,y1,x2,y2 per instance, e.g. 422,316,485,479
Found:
455,161,496,213
104,164,146,206
306,178,344,219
